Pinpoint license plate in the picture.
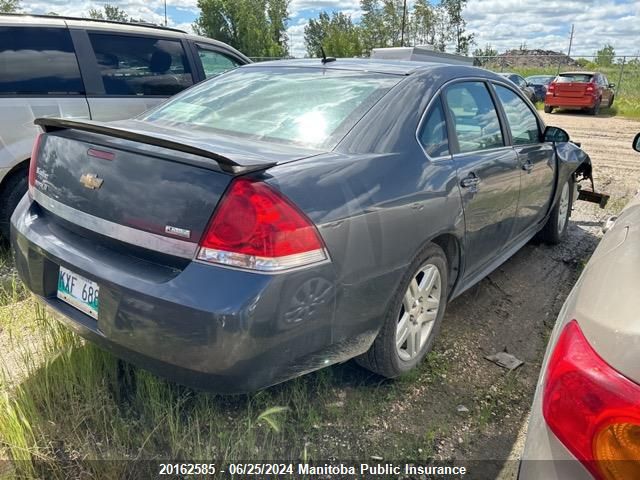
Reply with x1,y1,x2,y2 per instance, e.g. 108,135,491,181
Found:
57,266,99,319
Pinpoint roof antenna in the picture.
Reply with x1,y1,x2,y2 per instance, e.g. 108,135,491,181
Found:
320,46,336,64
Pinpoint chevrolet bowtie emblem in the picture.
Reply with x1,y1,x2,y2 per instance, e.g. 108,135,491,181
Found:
80,173,104,190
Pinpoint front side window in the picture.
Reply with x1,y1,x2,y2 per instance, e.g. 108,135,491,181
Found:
444,82,504,153
197,46,240,78
418,98,450,157
143,67,401,148
494,85,540,145
88,33,193,96
0,27,84,95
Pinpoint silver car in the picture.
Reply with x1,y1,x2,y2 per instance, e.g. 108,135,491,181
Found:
0,13,249,240
519,134,640,479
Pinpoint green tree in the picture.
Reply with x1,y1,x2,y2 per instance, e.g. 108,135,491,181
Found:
360,0,387,54
595,44,615,67
194,0,289,58
88,4,130,22
268,0,290,56
0,0,19,13
441,0,474,54
472,43,497,65
304,11,361,58
410,0,437,46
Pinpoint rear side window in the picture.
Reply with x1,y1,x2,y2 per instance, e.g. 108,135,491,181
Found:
444,82,504,153
557,74,593,83
88,33,194,96
418,99,450,157
196,46,240,78
0,27,84,95
494,85,540,145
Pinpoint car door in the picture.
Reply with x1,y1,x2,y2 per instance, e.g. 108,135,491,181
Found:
78,30,196,121
599,74,614,106
443,81,521,280
0,25,91,166
493,83,555,237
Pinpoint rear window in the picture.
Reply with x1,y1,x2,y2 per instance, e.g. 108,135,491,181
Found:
142,67,401,148
557,74,593,83
0,27,84,95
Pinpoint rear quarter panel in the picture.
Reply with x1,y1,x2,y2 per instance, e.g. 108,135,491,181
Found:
266,72,465,345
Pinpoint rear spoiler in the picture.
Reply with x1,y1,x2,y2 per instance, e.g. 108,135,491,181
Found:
34,118,276,174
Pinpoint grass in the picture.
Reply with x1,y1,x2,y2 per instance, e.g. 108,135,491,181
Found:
0,276,456,479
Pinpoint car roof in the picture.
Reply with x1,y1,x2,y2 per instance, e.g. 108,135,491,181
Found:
244,58,448,75
559,71,596,75
0,13,184,34
0,13,251,61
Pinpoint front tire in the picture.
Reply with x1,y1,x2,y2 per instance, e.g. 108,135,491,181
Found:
539,176,573,245
356,243,448,378
0,168,28,243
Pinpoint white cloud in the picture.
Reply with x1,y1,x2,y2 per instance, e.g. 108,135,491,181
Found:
465,0,640,56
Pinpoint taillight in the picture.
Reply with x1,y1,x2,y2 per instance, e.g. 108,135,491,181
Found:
197,178,328,272
28,133,43,195
548,82,556,93
586,82,596,94
543,320,640,479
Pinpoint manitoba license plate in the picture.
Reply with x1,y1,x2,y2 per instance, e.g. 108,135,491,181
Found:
57,266,99,319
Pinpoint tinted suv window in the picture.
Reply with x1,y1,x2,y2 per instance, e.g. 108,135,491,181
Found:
88,33,193,96
0,27,84,95
197,46,240,78
494,85,540,145
444,82,504,153
418,98,449,157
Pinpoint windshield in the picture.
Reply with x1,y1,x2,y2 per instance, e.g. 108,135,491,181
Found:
527,76,553,84
143,66,401,148
557,74,593,83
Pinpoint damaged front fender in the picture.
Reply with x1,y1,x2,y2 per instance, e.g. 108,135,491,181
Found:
554,141,609,209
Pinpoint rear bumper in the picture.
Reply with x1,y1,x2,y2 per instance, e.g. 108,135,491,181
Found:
11,195,350,393
544,94,597,109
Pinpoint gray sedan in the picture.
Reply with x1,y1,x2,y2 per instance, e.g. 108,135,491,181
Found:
12,59,593,392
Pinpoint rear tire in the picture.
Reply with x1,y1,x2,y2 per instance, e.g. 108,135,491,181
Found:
539,176,573,245
356,243,448,378
544,105,553,114
588,99,601,116
0,168,28,243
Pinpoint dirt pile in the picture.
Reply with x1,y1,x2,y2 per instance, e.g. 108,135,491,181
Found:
490,49,578,68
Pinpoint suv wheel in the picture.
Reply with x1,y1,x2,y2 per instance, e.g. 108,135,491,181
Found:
356,243,448,378
0,168,28,243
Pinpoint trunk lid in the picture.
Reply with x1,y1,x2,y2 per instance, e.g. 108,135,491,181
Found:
32,119,321,252
555,74,594,98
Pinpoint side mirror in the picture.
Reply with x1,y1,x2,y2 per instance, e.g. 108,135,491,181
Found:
609,83,616,88
543,126,570,143
633,133,640,152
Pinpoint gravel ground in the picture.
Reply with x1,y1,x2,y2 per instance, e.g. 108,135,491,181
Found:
0,111,638,477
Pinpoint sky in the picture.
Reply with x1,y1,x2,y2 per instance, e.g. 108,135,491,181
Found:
18,0,640,59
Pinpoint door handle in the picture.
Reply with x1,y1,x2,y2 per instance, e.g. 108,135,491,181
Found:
460,173,480,189
522,161,534,173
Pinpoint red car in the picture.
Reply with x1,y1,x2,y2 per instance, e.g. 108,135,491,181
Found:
544,71,615,115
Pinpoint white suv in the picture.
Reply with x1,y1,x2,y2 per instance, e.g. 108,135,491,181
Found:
0,14,250,240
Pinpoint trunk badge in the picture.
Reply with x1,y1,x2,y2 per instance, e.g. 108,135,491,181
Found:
165,225,191,239
80,173,104,190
